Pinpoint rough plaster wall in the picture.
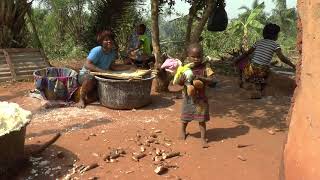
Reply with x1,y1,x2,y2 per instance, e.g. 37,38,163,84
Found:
284,0,320,179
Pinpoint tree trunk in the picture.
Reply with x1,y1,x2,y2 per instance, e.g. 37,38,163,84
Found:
181,0,198,59
151,0,169,92
242,28,249,51
190,0,215,43
182,0,215,59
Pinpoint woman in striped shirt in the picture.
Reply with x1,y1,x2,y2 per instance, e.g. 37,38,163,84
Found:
235,23,296,98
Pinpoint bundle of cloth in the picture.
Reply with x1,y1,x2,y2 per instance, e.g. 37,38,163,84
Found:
161,58,204,97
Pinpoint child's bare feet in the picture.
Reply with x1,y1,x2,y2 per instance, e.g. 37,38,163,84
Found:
75,99,86,108
178,132,189,140
199,122,208,148
201,138,209,148
179,122,189,140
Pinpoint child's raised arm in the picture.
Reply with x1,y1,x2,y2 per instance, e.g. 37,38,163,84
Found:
234,47,255,64
275,49,296,69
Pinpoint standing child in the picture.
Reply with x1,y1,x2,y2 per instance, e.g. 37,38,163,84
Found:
179,43,214,148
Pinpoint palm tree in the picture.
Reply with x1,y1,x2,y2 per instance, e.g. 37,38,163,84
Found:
238,0,266,26
231,2,265,50
270,0,297,34
0,0,32,48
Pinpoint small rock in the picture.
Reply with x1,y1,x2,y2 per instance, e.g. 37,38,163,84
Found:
155,148,162,156
88,177,99,180
90,133,97,136
154,130,162,133
92,153,99,157
140,146,146,152
101,130,106,134
154,156,163,162
147,139,155,143
165,143,171,146
109,159,118,163
136,133,141,138
237,155,247,161
268,129,276,135
125,170,134,174
150,134,157,138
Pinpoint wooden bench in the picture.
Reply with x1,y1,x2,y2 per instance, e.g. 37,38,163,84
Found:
0,48,50,82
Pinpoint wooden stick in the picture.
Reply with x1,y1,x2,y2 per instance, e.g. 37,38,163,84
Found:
154,166,168,175
90,72,143,80
162,152,180,159
90,69,152,80
80,163,99,173
132,153,146,161
31,133,61,156
3,49,16,81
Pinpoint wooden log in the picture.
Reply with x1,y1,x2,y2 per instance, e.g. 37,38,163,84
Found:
3,48,39,53
154,166,168,175
132,153,146,161
162,152,180,159
2,49,15,81
79,163,99,174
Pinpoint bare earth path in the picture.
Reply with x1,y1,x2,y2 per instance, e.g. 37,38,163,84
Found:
0,75,291,180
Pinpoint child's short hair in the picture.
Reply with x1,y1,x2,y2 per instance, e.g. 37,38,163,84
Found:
187,43,203,55
97,29,115,45
263,23,280,40
138,24,146,34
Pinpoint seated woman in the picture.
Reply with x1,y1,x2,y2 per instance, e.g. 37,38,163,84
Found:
76,30,130,108
126,23,154,68
234,23,295,98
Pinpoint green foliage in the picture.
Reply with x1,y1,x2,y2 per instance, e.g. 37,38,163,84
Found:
231,2,265,50
27,0,143,60
27,7,87,59
24,0,297,65
159,15,187,57
0,0,32,48
161,0,297,64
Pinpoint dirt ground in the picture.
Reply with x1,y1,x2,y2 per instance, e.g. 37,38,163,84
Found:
0,75,292,180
